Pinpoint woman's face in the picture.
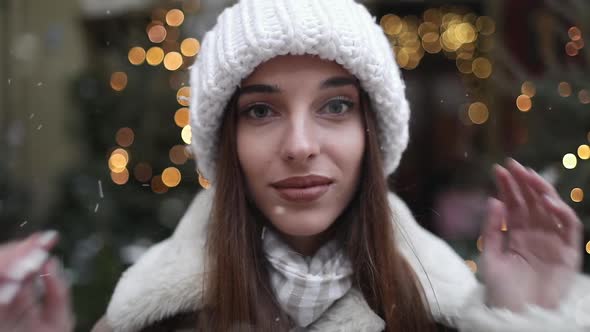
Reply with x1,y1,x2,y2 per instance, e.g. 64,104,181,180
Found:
236,55,365,254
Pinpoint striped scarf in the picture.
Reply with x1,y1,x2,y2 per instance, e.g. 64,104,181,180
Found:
262,227,354,327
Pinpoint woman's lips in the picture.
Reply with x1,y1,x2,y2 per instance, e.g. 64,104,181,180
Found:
273,184,331,203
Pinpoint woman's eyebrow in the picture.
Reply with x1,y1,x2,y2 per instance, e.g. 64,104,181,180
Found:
319,76,360,89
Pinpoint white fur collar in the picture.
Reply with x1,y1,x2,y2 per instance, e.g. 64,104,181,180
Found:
105,189,480,331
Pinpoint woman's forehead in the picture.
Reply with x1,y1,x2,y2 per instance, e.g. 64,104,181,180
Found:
240,54,355,86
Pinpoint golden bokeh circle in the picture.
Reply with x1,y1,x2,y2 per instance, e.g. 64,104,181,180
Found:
164,52,183,71
128,47,146,65
586,241,590,255
475,16,495,35
111,168,129,185
180,38,201,57
198,171,211,189
177,86,191,106
146,47,165,66
181,125,192,144
472,57,492,79
468,102,489,124
465,260,477,273
162,167,182,187
151,175,169,194
174,107,190,127
578,145,590,160
568,26,582,41
571,188,584,203
169,145,189,165
380,14,403,35
516,95,532,112
566,42,579,56
110,72,128,92
166,9,185,27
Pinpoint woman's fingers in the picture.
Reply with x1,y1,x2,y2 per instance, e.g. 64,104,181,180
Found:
483,197,506,258
493,164,528,229
541,194,583,247
0,231,57,283
41,258,72,324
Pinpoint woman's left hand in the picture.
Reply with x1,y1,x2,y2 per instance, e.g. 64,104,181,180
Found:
481,158,583,312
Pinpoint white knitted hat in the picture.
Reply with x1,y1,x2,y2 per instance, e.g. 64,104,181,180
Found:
189,0,410,183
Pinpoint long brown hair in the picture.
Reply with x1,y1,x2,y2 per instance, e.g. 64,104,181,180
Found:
199,86,437,331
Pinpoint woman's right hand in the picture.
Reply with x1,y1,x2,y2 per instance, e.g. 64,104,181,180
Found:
0,231,75,332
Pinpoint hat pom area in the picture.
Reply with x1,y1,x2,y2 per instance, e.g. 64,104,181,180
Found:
189,0,410,184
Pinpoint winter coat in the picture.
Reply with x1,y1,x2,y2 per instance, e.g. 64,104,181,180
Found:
93,189,590,332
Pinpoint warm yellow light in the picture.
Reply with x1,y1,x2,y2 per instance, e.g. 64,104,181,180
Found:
579,89,590,104
578,145,590,160
181,125,192,144
174,107,190,127
111,168,129,185
116,127,134,147
475,16,495,35
128,47,146,65
146,47,165,66
177,86,191,106
571,188,584,202
563,153,577,169
423,8,442,25
148,24,167,43
422,39,442,54
516,94,532,112
465,260,477,273
418,22,438,38
558,82,572,97
472,57,492,79
586,241,590,255
133,162,152,182
569,26,582,41
110,72,128,92
166,9,185,27
501,219,507,232
109,151,128,172
521,81,536,97
454,23,477,43
468,102,489,124
169,145,189,165
162,167,182,187
163,52,183,71
380,14,403,35
395,48,410,67
456,58,473,74
180,38,200,57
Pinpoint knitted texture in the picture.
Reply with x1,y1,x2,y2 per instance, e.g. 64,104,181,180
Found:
189,0,410,182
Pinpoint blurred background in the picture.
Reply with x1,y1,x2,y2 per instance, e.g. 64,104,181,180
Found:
1,0,589,330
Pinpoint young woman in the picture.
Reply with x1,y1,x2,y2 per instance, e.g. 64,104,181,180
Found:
1,0,588,331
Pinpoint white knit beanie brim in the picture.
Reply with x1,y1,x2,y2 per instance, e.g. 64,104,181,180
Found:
189,0,410,183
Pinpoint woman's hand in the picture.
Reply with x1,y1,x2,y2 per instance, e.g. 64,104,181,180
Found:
0,231,74,332
482,158,583,312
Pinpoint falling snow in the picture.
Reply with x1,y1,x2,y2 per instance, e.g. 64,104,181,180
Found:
29,113,35,119
98,180,104,198
7,78,11,85
37,124,43,130
94,203,99,213
36,82,43,86
20,220,28,227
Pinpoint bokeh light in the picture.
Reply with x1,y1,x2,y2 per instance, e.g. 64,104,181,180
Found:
110,72,128,92
180,38,200,57
563,153,577,169
558,82,572,97
174,107,190,127
166,9,185,27
579,89,590,104
146,47,165,66
475,16,495,35
198,171,211,189
115,127,134,147
465,260,477,273
181,125,192,144
468,102,489,124
148,24,167,43
516,94,532,112
578,145,590,160
164,52,183,71
586,241,590,255
128,47,146,65
133,162,152,182
571,188,584,203
111,168,129,185
566,42,579,56
162,167,182,187
177,86,191,106
380,14,403,35
151,175,169,194
169,145,188,165
472,57,492,79
521,81,536,97
569,26,582,41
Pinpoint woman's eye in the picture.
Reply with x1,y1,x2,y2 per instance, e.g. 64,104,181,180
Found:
244,104,273,119
322,99,354,115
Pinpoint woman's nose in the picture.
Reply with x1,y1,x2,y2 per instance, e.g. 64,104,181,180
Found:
279,116,320,164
